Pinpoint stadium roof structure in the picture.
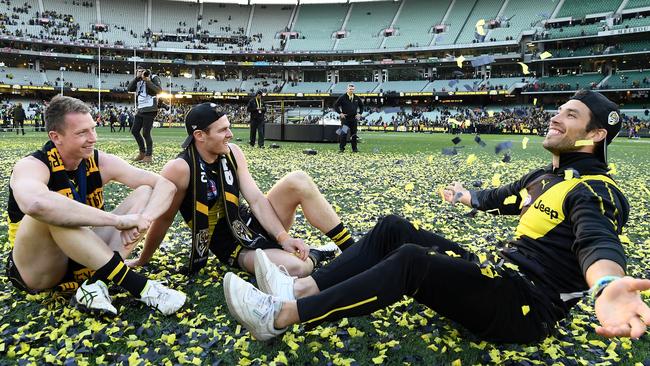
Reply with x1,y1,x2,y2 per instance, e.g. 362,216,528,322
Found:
174,0,394,3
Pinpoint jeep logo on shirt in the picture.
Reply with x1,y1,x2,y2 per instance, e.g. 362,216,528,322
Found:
533,200,559,220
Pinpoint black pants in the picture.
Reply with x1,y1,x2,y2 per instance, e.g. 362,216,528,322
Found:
14,120,25,135
299,215,558,343
339,119,358,151
132,111,156,156
249,119,264,147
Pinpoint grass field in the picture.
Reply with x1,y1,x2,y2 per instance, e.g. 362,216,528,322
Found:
0,127,649,365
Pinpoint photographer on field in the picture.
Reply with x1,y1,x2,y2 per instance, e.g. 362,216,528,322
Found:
128,68,162,163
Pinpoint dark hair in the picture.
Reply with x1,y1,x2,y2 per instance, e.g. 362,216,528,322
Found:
45,95,90,133
582,104,605,152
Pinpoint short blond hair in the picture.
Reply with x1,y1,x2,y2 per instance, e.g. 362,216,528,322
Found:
45,95,90,133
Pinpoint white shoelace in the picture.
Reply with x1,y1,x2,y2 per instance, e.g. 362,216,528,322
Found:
244,286,276,326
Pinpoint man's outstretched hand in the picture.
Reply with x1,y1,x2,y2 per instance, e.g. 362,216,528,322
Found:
595,276,650,339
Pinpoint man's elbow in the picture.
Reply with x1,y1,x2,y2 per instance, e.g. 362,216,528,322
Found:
22,197,50,218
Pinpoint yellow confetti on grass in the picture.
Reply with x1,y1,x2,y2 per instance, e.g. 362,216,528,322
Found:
492,174,501,187
466,154,477,165
405,182,414,191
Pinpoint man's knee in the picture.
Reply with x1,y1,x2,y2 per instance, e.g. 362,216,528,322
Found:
376,214,413,234
392,243,428,263
284,259,312,278
284,170,317,196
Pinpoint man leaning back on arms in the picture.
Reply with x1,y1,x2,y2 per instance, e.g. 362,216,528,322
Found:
127,102,355,278
223,90,650,343
6,95,186,316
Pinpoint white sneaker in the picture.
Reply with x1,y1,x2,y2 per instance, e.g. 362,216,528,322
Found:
223,272,287,341
139,280,186,315
71,280,117,315
254,249,296,301
314,242,342,258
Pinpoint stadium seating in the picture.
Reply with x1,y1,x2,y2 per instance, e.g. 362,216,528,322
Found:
0,67,43,86
535,73,604,91
487,0,557,41
378,81,429,93
545,23,603,39
42,0,96,37
455,0,504,45
480,77,528,90
625,0,650,9
151,0,199,34
196,78,243,93
101,0,148,46
281,82,333,94
287,3,347,51
336,1,399,50
600,70,650,89
100,73,131,90
248,5,292,51
201,3,250,37
556,0,623,18
44,69,96,89
435,0,477,45
422,79,484,92
383,0,451,49
331,82,378,93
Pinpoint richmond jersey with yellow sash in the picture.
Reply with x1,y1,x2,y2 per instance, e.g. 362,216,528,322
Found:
469,152,629,304
6,140,105,246
177,152,227,241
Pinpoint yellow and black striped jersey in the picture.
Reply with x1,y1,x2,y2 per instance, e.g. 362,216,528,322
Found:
470,152,628,307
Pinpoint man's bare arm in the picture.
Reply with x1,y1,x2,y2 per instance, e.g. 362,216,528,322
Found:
98,151,177,221
10,157,132,228
127,159,189,267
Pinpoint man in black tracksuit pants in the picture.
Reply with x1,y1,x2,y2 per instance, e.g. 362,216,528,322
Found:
247,90,266,148
333,84,364,152
225,90,650,344
128,68,162,163
13,103,26,135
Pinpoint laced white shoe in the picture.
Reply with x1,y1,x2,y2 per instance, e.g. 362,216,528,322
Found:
139,280,186,315
254,249,296,301
223,272,287,341
71,280,117,315
313,242,342,259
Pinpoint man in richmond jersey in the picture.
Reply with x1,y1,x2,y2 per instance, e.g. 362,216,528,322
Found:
127,102,354,277
223,90,650,343
6,96,185,316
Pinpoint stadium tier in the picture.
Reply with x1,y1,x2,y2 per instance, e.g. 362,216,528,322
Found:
285,3,345,51
336,1,400,51
555,0,623,18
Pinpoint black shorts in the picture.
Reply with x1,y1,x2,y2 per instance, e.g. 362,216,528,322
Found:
5,250,93,294
209,206,282,268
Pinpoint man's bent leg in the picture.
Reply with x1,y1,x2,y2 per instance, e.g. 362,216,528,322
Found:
12,216,71,290
311,214,475,292
12,215,114,291
266,171,355,250
239,248,313,278
295,244,431,327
